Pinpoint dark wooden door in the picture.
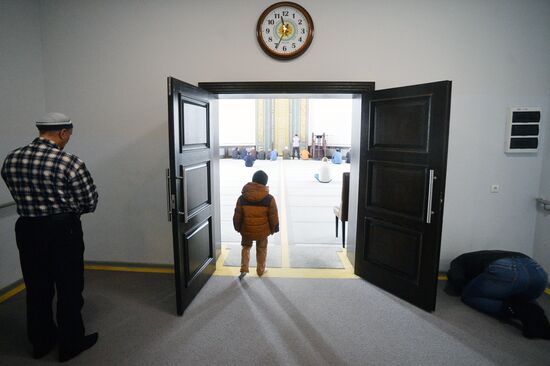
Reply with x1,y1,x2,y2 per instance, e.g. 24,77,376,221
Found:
355,81,452,311
167,77,217,315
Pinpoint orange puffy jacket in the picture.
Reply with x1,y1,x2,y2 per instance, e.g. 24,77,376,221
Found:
233,182,279,240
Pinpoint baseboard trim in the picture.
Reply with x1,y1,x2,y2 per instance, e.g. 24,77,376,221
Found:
84,260,174,274
0,262,174,303
0,279,26,304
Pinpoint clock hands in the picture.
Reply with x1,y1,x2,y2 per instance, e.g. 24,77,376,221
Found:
275,17,286,49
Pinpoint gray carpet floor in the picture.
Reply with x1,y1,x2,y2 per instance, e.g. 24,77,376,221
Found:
220,158,350,269
1,270,549,365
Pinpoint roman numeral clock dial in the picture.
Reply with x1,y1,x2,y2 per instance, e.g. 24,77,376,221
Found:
257,2,314,60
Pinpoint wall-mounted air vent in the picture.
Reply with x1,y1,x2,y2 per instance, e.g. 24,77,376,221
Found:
505,107,541,153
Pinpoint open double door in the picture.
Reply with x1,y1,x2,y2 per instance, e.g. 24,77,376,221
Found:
167,78,451,315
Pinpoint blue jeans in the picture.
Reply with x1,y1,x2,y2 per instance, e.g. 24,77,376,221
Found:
461,257,548,315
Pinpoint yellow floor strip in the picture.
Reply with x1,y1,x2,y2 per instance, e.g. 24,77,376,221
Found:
0,283,26,304
84,264,174,274
279,160,290,268
546,288,550,296
337,250,356,273
214,245,357,279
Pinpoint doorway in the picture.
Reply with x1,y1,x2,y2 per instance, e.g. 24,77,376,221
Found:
216,95,356,275
198,81,374,268
168,80,451,314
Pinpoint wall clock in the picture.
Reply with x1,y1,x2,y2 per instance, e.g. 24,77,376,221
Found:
256,2,314,60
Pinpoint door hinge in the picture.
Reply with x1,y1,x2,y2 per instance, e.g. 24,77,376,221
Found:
168,77,172,96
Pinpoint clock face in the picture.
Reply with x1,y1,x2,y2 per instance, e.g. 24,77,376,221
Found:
257,2,314,60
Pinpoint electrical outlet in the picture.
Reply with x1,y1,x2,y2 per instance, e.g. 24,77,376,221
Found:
490,184,500,193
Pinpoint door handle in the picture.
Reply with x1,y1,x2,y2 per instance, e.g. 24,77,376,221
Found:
168,173,188,222
166,169,172,222
426,169,436,224
174,175,189,223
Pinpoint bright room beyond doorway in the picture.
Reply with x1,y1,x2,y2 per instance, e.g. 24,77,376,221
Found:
217,96,356,277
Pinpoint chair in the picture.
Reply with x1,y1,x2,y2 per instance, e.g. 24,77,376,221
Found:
333,172,350,248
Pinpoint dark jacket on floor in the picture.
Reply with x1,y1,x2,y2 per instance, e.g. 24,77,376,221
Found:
447,250,529,294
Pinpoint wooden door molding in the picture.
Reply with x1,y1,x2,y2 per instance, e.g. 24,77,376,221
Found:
198,81,375,95
198,81,373,269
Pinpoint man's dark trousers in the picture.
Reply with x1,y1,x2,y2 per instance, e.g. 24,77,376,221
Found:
15,213,85,351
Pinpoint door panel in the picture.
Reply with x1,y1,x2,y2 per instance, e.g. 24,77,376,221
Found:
185,220,213,283
182,100,209,146
168,77,217,315
181,163,210,221
368,162,427,219
364,219,422,282
355,81,452,311
372,96,430,151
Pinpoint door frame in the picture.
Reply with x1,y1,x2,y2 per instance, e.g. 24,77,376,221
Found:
198,81,375,266
199,82,374,95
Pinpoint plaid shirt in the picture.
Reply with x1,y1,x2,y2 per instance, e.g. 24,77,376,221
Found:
1,137,98,217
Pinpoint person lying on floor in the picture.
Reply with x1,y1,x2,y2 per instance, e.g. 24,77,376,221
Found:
446,250,550,339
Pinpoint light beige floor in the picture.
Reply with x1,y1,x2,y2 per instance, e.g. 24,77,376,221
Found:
218,158,355,277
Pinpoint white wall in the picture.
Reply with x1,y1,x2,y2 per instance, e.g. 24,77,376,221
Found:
2,0,546,274
219,99,256,146
309,99,352,146
0,0,46,288
534,123,550,272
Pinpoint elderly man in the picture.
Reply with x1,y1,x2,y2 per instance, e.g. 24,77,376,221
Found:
1,113,99,362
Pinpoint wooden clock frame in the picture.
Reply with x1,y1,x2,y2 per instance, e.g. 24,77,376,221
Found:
256,2,315,60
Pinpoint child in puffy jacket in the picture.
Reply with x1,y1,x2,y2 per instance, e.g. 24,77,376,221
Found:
233,170,279,278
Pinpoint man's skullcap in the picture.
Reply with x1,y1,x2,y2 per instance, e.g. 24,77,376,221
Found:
35,112,73,130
